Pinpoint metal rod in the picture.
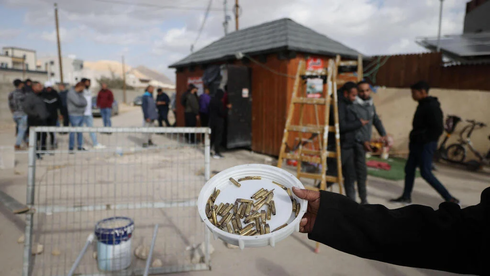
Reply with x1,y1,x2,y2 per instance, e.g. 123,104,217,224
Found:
144,224,159,276
122,55,127,103
204,131,211,266
235,0,239,30
22,127,37,276
54,3,64,83
31,126,211,134
436,0,444,52
68,234,94,276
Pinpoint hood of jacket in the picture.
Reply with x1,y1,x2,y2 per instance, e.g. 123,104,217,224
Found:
354,96,373,107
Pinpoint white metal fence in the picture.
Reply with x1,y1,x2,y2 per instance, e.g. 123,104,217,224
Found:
23,127,211,276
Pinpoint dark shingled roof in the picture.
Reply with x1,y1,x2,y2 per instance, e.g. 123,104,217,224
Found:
169,18,363,68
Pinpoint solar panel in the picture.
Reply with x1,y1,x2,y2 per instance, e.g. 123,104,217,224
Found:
418,32,490,57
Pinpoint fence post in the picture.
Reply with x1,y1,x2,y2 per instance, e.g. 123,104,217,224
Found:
23,127,37,276
204,129,211,268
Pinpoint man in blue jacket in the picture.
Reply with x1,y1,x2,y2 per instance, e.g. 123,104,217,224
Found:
141,85,158,147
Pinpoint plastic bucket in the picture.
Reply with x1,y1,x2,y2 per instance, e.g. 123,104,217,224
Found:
95,217,134,271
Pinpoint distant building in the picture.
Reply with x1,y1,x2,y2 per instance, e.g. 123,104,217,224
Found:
38,56,84,85
127,66,175,91
464,0,490,34
0,47,48,83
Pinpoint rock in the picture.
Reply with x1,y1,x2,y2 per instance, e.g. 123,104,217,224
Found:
93,252,97,259
151,259,163,268
51,249,61,256
226,242,239,249
31,243,43,255
134,245,151,260
191,242,214,264
17,234,25,244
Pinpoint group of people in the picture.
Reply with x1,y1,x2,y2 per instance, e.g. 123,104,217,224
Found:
8,78,115,158
140,83,230,158
336,80,459,205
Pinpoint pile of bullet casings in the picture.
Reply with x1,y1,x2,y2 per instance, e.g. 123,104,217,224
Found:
205,176,301,236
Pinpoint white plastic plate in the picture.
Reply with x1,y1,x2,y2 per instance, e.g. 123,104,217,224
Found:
197,164,307,249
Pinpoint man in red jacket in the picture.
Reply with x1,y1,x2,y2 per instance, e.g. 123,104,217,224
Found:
96,83,114,128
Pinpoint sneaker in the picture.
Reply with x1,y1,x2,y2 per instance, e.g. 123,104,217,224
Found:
14,145,23,151
78,147,87,151
213,153,224,159
447,197,460,205
93,144,106,149
148,140,155,146
389,196,411,204
69,148,75,154
142,143,149,148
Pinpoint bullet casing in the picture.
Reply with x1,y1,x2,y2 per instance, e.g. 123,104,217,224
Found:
295,202,300,217
239,223,255,235
251,188,266,199
211,206,217,226
238,199,253,204
265,224,271,234
222,203,234,215
237,203,245,217
211,189,220,201
272,223,288,232
260,223,265,235
261,210,266,221
221,213,233,227
270,200,276,215
226,223,233,233
233,201,239,214
236,217,243,230
216,203,225,215
272,181,286,189
246,230,257,236
266,206,272,220
229,177,241,187
245,202,252,216
292,199,297,213
286,188,293,199
232,219,239,233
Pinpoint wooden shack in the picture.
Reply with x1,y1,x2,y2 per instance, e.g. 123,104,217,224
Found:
169,18,363,156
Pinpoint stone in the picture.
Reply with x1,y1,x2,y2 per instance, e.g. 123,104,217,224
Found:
226,242,239,249
134,245,151,260
151,259,163,268
17,234,25,244
51,249,61,256
93,252,97,259
31,243,43,255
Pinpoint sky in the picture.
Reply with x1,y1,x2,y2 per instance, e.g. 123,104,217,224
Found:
0,0,467,82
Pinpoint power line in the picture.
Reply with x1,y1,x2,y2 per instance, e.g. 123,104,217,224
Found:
191,0,213,52
93,0,222,11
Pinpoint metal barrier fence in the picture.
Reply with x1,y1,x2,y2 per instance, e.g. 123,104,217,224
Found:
23,127,211,276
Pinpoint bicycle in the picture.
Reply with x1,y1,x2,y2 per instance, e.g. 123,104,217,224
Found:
445,120,490,171
435,115,461,162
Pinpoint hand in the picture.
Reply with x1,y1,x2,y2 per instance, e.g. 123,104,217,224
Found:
363,141,373,152
146,118,151,122
227,104,232,109
381,136,389,145
360,119,369,126
292,187,320,233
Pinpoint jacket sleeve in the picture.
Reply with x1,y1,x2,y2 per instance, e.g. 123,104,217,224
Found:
191,96,200,114
427,104,444,137
142,97,149,119
68,91,87,108
96,91,101,107
109,90,114,106
308,190,488,275
372,105,387,137
339,102,362,134
22,96,36,117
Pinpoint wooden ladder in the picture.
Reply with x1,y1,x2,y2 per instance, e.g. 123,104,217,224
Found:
277,54,363,252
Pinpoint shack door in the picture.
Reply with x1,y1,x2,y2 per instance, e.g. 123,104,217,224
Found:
226,65,252,148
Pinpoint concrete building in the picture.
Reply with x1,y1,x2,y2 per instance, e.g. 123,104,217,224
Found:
38,55,84,85
464,0,490,34
1,47,37,71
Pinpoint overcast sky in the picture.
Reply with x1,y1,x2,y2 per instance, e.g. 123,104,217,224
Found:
0,0,467,82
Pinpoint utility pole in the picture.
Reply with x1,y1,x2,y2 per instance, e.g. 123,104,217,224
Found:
436,0,444,52
223,0,229,35
122,55,127,104
235,0,239,31
54,3,64,84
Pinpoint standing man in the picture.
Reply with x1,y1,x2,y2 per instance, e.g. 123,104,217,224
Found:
209,89,227,159
22,82,49,158
23,79,33,93
351,81,387,204
391,81,459,204
41,81,61,149
81,78,105,149
199,87,211,127
156,88,170,127
58,83,70,130
96,83,114,128
67,82,87,152
141,85,158,147
9,79,27,150
184,85,199,142
338,82,369,202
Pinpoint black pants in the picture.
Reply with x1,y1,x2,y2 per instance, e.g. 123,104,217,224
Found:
158,110,170,127
353,142,368,203
46,117,57,146
60,107,69,126
210,121,224,155
341,148,357,201
200,113,209,127
184,112,197,143
28,118,46,151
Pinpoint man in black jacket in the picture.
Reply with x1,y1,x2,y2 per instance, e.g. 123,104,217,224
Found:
209,89,227,159
23,82,49,158
293,186,486,275
338,82,369,201
41,81,61,149
391,81,458,204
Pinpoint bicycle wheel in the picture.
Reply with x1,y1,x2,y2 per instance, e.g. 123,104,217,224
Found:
446,144,466,163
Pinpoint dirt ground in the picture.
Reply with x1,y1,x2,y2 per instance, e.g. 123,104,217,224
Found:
1,107,487,276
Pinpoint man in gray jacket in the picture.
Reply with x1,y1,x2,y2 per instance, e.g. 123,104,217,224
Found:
351,81,387,204
67,82,87,151
9,79,27,150
141,85,158,147
23,82,49,158
183,85,199,143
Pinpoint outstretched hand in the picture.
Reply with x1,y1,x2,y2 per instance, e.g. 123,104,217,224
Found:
292,187,320,233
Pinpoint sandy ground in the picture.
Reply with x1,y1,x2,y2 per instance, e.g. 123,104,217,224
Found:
1,107,488,276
